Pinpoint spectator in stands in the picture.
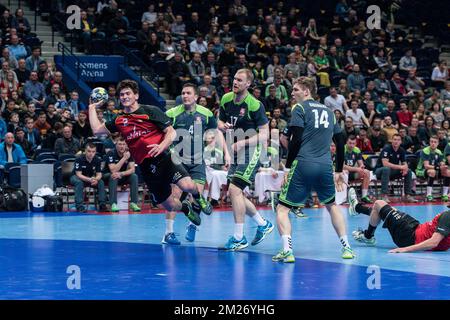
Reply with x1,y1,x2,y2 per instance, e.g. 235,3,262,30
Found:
170,15,187,39
0,9,13,34
188,52,205,85
437,128,448,152
218,41,236,70
44,82,61,109
374,48,393,74
7,34,27,60
347,64,366,92
346,99,370,129
0,47,18,70
45,104,60,128
399,49,417,73
314,48,331,87
107,9,130,41
186,11,206,36
381,99,399,127
441,81,450,101
141,3,157,26
25,46,44,72
14,126,32,158
12,8,31,37
356,127,373,153
216,75,231,98
430,102,445,127
391,72,409,97
73,110,93,145
358,46,379,76
343,116,358,138
420,116,437,146
190,33,208,55
6,112,20,133
431,60,449,88
71,142,107,213
158,33,176,59
425,89,441,110
54,125,81,155
46,71,67,96
369,126,386,153
23,116,40,149
34,111,51,137
406,70,425,94
103,136,140,213
324,87,348,114
375,134,417,203
344,134,372,203
265,76,288,106
382,115,399,143
0,132,27,166
0,70,19,97
397,100,413,128
67,90,86,116
103,99,117,124
263,85,281,115
271,107,287,132
78,10,105,53
0,60,18,83
23,71,45,107
14,58,29,86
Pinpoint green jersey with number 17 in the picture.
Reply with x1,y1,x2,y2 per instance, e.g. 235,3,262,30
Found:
289,99,342,164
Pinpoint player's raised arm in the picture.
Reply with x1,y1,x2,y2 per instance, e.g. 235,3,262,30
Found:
89,99,110,135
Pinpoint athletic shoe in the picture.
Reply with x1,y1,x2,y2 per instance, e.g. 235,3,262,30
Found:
111,203,119,213
222,236,249,251
251,220,274,245
98,204,109,212
348,187,359,217
185,224,197,242
197,196,213,215
182,200,201,226
341,246,356,259
442,195,449,202
272,250,295,263
291,207,307,218
426,195,434,202
129,202,141,212
352,229,376,246
162,232,181,245
361,196,372,204
76,205,87,213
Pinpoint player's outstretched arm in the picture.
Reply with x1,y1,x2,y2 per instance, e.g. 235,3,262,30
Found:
389,232,444,253
88,100,110,135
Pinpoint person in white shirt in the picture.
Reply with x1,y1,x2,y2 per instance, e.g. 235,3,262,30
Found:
346,99,370,128
141,3,157,25
399,49,417,72
189,34,208,54
324,87,349,114
431,61,449,85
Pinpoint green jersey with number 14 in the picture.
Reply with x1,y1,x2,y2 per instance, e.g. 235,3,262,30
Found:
289,99,342,165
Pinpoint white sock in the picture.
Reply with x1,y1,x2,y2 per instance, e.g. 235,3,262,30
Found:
427,186,433,196
165,219,174,234
362,189,368,197
340,235,350,248
234,223,244,240
252,212,266,226
282,235,292,252
444,187,449,195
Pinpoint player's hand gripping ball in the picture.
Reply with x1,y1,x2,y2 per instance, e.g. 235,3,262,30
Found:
90,87,108,105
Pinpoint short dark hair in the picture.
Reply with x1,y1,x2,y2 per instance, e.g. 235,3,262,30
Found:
392,133,402,140
182,83,198,95
85,142,96,150
347,134,357,141
117,79,139,94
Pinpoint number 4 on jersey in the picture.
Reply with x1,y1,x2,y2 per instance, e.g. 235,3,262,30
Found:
312,109,329,128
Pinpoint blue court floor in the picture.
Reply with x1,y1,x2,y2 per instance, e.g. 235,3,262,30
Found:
0,204,449,299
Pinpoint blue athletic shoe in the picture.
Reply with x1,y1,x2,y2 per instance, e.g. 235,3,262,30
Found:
185,224,197,242
251,220,274,245
222,236,249,251
162,232,181,245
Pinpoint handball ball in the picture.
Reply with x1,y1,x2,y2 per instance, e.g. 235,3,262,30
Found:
90,87,108,104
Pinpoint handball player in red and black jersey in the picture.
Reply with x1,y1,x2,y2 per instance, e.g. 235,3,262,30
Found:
88,79,210,225
348,189,450,253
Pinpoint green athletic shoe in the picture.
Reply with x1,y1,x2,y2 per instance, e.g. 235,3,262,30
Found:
347,187,359,217
111,203,119,213
361,196,372,204
272,250,295,263
130,202,141,212
442,195,449,202
341,247,356,259
183,200,201,226
426,195,434,202
197,196,213,215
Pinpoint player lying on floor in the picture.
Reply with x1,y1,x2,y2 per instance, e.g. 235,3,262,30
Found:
348,188,450,253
